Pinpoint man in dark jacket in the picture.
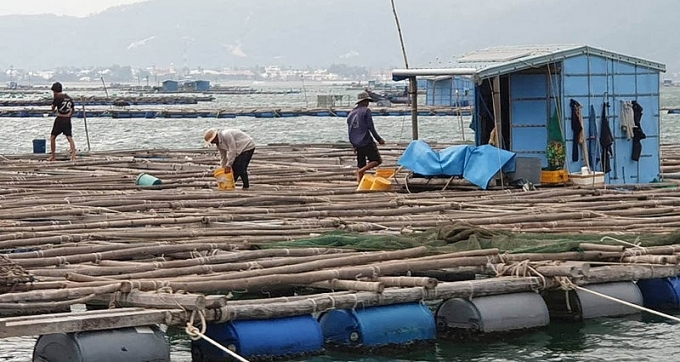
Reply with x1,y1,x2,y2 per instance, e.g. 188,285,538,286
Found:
347,91,385,183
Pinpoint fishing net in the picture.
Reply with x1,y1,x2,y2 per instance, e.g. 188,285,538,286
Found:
263,221,680,254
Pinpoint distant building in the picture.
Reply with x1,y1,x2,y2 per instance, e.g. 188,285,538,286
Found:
162,80,179,92
424,76,474,107
182,80,211,92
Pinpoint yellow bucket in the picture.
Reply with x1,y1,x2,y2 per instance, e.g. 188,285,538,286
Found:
375,168,396,178
356,174,375,191
213,168,235,191
370,176,392,191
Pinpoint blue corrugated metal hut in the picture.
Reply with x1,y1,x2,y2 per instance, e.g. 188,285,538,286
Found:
393,45,666,185
162,80,179,92
182,80,211,92
195,80,210,92
425,76,474,107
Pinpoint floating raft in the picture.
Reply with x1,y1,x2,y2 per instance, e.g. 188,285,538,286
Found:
0,95,215,107
0,106,473,119
2,143,680,359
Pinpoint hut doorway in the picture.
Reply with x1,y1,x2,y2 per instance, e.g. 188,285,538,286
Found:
476,76,510,150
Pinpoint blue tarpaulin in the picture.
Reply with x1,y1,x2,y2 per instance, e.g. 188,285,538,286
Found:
397,141,516,189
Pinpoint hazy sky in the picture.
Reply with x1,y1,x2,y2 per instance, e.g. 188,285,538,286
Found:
0,0,150,17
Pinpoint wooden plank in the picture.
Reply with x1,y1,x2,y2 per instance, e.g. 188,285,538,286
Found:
0,307,183,338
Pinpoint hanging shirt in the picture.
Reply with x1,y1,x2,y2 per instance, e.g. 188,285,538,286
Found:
216,129,255,169
620,101,635,140
570,99,584,162
631,101,646,161
600,103,614,174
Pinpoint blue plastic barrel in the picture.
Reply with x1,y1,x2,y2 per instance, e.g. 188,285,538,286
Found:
32,139,46,153
318,302,436,348
637,277,680,309
191,315,323,361
135,173,162,186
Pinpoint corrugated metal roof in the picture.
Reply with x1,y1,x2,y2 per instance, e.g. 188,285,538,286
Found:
392,44,666,82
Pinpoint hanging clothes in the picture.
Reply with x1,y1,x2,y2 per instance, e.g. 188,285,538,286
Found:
570,99,584,162
620,101,635,140
631,100,646,161
600,102,615,174
588,104,599,170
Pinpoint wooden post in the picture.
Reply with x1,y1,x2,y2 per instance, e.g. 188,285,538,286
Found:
410,76,418,140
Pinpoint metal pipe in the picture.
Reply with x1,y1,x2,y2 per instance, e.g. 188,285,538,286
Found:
392,68,478,79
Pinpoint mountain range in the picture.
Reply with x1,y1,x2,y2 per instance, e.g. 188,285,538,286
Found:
1,0,678,75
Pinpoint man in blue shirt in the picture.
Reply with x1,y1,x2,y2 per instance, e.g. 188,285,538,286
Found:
347,91,385,183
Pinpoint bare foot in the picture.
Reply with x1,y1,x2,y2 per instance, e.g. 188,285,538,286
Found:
48,156,56,162
355,170,364,183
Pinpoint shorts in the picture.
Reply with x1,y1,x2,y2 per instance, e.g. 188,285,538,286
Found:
355,142,382,168
51,117,73,137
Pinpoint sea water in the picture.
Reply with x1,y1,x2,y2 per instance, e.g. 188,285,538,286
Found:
2,84,680,361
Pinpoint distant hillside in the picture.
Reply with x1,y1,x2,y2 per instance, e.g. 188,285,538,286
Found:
0,0,678,74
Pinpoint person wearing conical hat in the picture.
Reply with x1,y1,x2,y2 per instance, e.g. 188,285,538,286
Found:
204,128,255,190
347,91,385,183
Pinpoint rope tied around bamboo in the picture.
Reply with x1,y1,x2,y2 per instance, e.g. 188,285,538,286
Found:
0,254,33,286
555,275,578,313
494,259,547,291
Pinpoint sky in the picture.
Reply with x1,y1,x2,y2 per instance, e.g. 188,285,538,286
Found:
0,0,150,17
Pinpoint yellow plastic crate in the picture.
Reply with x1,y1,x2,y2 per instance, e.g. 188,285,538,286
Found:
541,170,569,184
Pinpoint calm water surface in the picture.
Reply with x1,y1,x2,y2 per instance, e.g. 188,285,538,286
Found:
2,84,680,361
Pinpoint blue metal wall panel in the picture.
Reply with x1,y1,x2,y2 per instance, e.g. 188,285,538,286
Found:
635,96,660,138
588,75,612,95
512,128,548,153
637,73,659,94
564,75,589,96
509,74,550,165
588,56,609,74
511,74,547,98
614,75,637,95
613,61,637,74
512,100,548,125
563,54,589,74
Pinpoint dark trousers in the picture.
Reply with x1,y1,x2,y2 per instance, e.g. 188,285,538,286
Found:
233,148,255,188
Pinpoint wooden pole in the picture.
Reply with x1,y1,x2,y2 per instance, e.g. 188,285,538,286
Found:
81,97,91,152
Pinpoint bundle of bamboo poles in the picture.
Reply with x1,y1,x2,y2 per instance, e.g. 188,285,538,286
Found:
1,143,680,328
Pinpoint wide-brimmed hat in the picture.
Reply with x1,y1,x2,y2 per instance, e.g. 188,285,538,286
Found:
356,91,373,104
203,129,218,147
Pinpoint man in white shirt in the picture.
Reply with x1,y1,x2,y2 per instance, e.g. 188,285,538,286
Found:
204,128,256,189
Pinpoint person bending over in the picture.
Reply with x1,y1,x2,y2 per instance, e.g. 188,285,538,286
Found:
204,128,256,190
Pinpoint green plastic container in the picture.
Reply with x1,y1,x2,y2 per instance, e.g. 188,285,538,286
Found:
135,173,162,186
